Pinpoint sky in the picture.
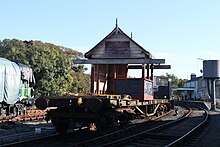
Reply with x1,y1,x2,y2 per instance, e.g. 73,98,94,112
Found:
1,0,220,79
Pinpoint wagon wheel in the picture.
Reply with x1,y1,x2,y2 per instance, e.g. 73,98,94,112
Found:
96,122,105,135
52,117,69,134
51,107,70,133
119,111,129,128
88,122,103,135
89,123,97,131
91,116,108,135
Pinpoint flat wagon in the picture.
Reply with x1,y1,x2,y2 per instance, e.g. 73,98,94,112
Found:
35,22,171,133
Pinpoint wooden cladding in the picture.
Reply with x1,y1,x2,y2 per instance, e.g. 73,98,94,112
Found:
104,41,130,57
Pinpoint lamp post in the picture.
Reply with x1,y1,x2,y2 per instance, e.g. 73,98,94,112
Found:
197,58,205,75
197,58,205,61
168,78,172,99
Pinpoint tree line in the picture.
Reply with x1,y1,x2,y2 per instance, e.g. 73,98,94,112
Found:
0,39,90,97
165,73,186,98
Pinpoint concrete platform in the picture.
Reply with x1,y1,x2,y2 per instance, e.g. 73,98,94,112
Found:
172,100,211,110
173,100,220,146
197,108,220,147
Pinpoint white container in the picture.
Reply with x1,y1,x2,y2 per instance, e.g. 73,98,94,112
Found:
35,128,42,134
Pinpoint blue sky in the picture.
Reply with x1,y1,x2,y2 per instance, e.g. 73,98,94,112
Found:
1,0,220,79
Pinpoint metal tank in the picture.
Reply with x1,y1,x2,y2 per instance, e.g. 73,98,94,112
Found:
203,60,220,110
203,60,220,79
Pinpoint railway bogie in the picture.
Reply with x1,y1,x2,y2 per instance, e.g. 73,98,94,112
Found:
36,95,170,133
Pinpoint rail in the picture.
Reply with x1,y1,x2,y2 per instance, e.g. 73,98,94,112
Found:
72,109,187,147
165,107,209,147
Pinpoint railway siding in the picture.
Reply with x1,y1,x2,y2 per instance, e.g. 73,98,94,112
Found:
3,104,220,146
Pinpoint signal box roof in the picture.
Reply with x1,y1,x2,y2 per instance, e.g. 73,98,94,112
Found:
74,22,167,65
85,25,153,59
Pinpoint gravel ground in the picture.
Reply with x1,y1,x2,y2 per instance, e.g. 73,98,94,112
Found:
161,106,187,121
3,104,218,146
0,120,54,135
0,109,183,146
0,120,55,145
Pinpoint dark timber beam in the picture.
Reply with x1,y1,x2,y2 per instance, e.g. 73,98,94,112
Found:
127,65,171,69
73,59,165,64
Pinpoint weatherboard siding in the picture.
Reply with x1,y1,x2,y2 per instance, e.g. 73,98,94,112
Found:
90,38,146,59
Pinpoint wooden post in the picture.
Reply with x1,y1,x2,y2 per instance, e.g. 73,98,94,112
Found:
96,64,100,94
114,64,117,78
142,64,145,100
103,64,108,94
112,64,117,93
147,64,150,79
90,64,95,93
150,64,154,80
142,64,145,79
126,65,128,78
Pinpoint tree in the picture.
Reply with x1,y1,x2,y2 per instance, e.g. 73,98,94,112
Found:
0,39,90,97
164,73,186,98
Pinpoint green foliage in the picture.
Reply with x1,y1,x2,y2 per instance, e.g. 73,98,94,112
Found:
0,39,90,97
69,71,90,94
164,73,187,97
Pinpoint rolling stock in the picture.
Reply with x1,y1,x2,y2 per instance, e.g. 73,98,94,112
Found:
35,22,171,133
0,57,35,117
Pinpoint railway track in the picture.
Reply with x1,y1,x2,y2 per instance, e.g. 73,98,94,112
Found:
73,106,208,147
0,109,175,146
1,106,208,147
0,127,56,146
124,107,208,147
72,108,187,147
0,126,91,147
0,109,48,146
